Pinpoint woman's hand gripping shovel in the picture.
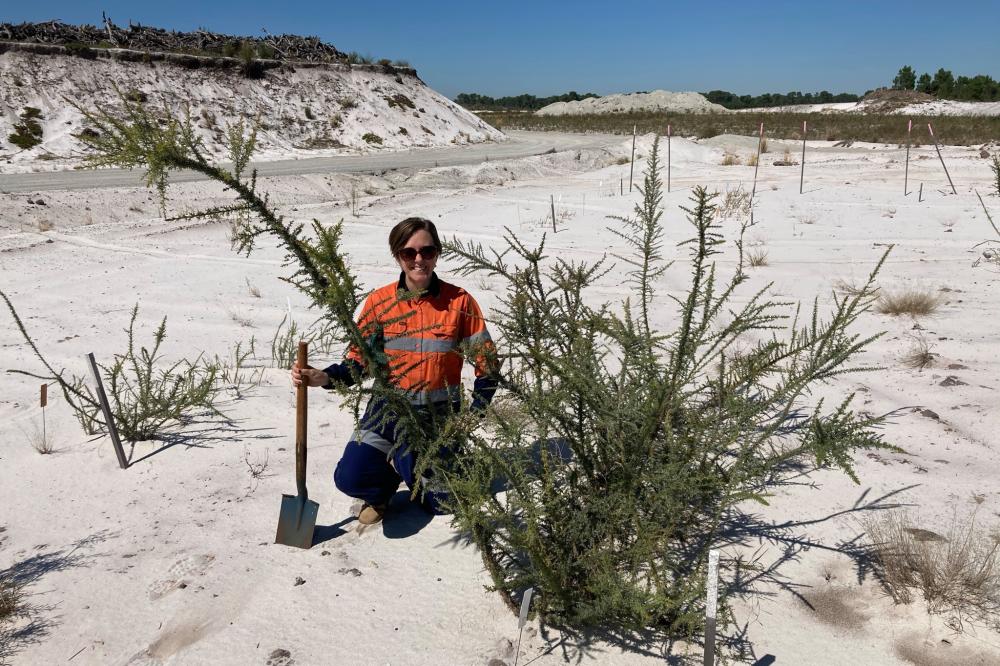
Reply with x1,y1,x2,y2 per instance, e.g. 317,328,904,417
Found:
275,341,319,549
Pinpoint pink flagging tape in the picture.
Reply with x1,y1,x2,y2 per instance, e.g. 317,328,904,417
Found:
667,124,671,137
908,119,913,132
928,123,935,136
759,122,764,136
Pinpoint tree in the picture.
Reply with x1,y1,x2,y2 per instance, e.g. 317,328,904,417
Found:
892,65,916,90
932,68,955,97
916,72,933,94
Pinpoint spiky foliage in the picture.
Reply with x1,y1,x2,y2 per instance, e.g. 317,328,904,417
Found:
2,297,220,443
67,92,473,492
991,155,1000,197
444,138,894,636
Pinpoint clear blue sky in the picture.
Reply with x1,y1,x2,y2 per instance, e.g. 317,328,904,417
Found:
5,1,999,99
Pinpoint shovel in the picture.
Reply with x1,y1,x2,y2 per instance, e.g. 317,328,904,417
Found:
275,340,319,549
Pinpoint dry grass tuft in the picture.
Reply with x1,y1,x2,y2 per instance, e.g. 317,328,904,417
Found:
876,289,943,316
901,335,935,370
746,152,759,167
834,277,877,297
0,575,24,624
721,152,740,166
760,136,769,154
245,278,261,299
716,186,752,220
747,247,769,267
864,509,1000,629
25,417,56,455
36,219,54,232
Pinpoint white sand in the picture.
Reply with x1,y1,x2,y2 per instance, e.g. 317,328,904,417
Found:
0,51,504,174
536,90,726,115
2,132,1000,665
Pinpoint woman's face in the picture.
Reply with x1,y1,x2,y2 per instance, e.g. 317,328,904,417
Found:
396,229,438,291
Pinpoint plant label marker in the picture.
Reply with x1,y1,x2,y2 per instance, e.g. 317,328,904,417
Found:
703,549,720,666
667,124,672,193
629,124,637,192
799,120,807,194
86,352,128,470
40,382,48,447
514,587,534,666
904,119,912,196
928,123,957,195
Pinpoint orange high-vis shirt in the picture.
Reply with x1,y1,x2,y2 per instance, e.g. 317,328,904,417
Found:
347,275,496,406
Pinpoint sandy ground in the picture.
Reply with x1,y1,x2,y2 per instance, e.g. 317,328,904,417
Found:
2,132,1000,665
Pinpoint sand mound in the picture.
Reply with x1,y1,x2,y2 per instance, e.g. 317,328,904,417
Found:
536,90,726,115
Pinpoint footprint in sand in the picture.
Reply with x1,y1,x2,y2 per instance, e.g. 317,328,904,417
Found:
147,554,215,600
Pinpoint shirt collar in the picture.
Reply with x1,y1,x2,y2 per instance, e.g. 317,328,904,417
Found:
396,271,441,298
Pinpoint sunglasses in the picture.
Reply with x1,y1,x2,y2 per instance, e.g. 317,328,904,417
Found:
397,246,439,261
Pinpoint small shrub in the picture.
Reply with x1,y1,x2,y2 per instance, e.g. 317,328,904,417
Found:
717,186,752,220
398,127,408,136
215,338,265,399
362,132,383,145
385,93,415,110
246,278,261,298
392,59,411,68
876,289,942,316
329,113,343,129
2,295,221,443
8,107,44,150
304,106,315,120
339,97,358,110
721,152,740,166
0,574,25,624
270,314,301,369
864,509,1000,628
613,156,630,165
37,219,54,232
125,89,148,104
901,335,935,370
244,446,270,494
23,416,56,454
747,247,769,267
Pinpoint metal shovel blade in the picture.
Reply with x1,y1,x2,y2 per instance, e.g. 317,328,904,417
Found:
275,493,320,549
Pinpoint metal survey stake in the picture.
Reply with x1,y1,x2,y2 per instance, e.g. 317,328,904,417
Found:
703,549,720,666
87,353,128,469
928,123,957,195
751,122,764,201
799,120,807,194
904,119,912,195
629,124,637,192
514,587,534,666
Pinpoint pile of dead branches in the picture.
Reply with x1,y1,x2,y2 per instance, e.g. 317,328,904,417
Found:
0,17,345,63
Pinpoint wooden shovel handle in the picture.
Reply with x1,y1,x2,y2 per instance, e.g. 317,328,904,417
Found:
296,340,308,497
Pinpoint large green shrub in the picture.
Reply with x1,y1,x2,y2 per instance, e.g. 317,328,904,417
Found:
444,138,892,633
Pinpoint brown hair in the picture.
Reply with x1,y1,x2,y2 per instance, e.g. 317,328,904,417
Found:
388,217,442,257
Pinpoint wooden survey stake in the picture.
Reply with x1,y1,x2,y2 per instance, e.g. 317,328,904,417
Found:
40,382,47,407
928,123,957,195
904,119,912,195
799,120,807,194
629,124,637,193
667,124,672,193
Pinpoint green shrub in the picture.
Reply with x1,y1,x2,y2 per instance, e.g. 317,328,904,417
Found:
2,296,221,444
8,107,44,150
362,132,383,145
445,137,892,634
385,94,415,110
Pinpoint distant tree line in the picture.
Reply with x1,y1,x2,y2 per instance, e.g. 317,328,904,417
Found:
702,90,861,109
454,91,600,111
892,66,1000,101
